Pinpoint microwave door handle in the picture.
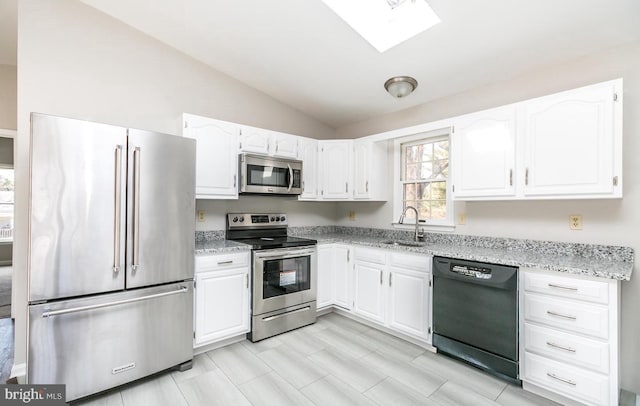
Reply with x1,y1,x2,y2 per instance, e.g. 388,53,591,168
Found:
287,163,293,192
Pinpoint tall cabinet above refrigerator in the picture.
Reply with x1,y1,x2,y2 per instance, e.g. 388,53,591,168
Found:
27,113,196,402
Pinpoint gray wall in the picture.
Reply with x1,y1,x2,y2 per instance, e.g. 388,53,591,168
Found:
0,64,17,130
334,42,640,393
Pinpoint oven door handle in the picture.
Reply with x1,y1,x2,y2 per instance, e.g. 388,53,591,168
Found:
254,248,317,260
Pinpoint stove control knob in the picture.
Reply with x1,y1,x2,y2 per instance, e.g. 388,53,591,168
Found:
232,216,239,223
280,216,286,222
239,216,244,222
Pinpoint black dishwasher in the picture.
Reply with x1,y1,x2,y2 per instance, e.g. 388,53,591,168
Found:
432,256,520,383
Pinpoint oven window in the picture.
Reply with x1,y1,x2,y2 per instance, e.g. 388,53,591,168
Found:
247,164,289,187
263,255,311,299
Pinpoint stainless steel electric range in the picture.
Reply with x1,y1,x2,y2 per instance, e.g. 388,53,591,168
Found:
226,213,317,342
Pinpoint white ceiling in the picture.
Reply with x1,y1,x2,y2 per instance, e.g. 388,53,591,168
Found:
0,0,17,65
4,1,640,128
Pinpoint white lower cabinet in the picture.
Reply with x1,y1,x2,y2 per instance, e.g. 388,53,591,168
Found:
317,244,352,311
194,252,250,347
520,268,619,406
352,247,432,342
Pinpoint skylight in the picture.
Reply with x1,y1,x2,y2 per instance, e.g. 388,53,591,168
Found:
321,0,441,53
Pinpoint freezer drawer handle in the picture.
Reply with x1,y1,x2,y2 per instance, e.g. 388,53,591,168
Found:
113,145,123,273
132,147,141,271
41,286,189,318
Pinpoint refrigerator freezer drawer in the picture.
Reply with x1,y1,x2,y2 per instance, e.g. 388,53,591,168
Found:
28,282,193,402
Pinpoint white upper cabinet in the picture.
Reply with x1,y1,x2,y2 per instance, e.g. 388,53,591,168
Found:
239,126,271,155
354,139,388,200
522,80,620,198
452,106,517,198
272,132,299,158
319,140,353,199
183,114,239,199
451,78,622,201
297,137,319,200
240,126,298,158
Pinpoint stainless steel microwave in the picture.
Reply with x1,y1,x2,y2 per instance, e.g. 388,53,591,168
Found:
239,154,303,195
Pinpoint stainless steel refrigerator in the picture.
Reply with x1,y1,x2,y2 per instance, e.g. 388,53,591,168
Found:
27,113,196,402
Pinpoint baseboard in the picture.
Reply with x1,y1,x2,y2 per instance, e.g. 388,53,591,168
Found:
9,363,26,384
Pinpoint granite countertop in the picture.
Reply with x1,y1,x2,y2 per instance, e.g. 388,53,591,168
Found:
297,232,633,281
194,227,633,280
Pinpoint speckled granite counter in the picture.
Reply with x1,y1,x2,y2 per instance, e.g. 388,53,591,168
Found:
290,228,634,281
195,239,251,255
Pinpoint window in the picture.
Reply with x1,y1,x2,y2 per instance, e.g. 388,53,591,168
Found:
0,168,13,242
394,131,453,228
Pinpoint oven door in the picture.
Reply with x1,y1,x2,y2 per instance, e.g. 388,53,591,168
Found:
253,247,317,315
240,154,302,195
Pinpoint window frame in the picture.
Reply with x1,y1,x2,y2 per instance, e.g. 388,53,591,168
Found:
392,128,454,230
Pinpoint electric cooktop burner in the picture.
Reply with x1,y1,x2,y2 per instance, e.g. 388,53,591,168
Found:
225,213,317,250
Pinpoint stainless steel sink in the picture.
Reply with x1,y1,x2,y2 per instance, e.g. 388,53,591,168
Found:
380,240,424,247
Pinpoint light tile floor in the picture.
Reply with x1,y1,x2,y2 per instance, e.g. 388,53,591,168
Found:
73,312,565,406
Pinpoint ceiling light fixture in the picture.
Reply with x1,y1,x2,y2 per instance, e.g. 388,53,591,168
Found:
384,76,418,98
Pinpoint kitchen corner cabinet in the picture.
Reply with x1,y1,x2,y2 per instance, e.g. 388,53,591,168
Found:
319,140,354,199
317,244,352,310
451,105,517,198
297,137,319,200
354,139,388,200
240,126,299,158
194,253,250,347
452,79,622,201
520,268,619,406
183,114,239,199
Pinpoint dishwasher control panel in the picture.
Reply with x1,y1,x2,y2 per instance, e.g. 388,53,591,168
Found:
451,264,492,279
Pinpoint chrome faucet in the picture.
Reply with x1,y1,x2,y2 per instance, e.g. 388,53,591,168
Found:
399,206,424,242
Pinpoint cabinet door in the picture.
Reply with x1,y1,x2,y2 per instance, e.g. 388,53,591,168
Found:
240,126,271,155
194,268,250,346
320,140,353,199
317,245,334,309
388,268,430,340
452,106,517,199
183,114,239,199
353,261,385,324
333,245,352,310
273,132,298,158
298,137,319,199
353,141,370,199
522,81,617,197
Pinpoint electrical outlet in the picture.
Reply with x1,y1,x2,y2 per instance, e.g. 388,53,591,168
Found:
458,213,466,225
197,211,206,222
348,211,356,221
569,215,582,230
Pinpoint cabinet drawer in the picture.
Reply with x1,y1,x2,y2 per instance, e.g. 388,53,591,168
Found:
389,252,430,271
354,247,387,265
523,271,609,304
196,252,250,272
523,352,609,406
524,323,609,374
524,293,609,339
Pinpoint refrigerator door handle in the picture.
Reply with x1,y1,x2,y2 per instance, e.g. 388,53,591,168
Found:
132,147,141,271
41,286,189,318
113,145,123,273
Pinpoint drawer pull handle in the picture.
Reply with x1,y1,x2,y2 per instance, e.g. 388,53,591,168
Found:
548,283,578,291
546,310,577,320
546,341,576,353
217,260,234,265
546,372,576,386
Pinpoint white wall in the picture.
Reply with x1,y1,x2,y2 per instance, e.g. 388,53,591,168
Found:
14,0,338,371
0,64,16,130
335,42,640,393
